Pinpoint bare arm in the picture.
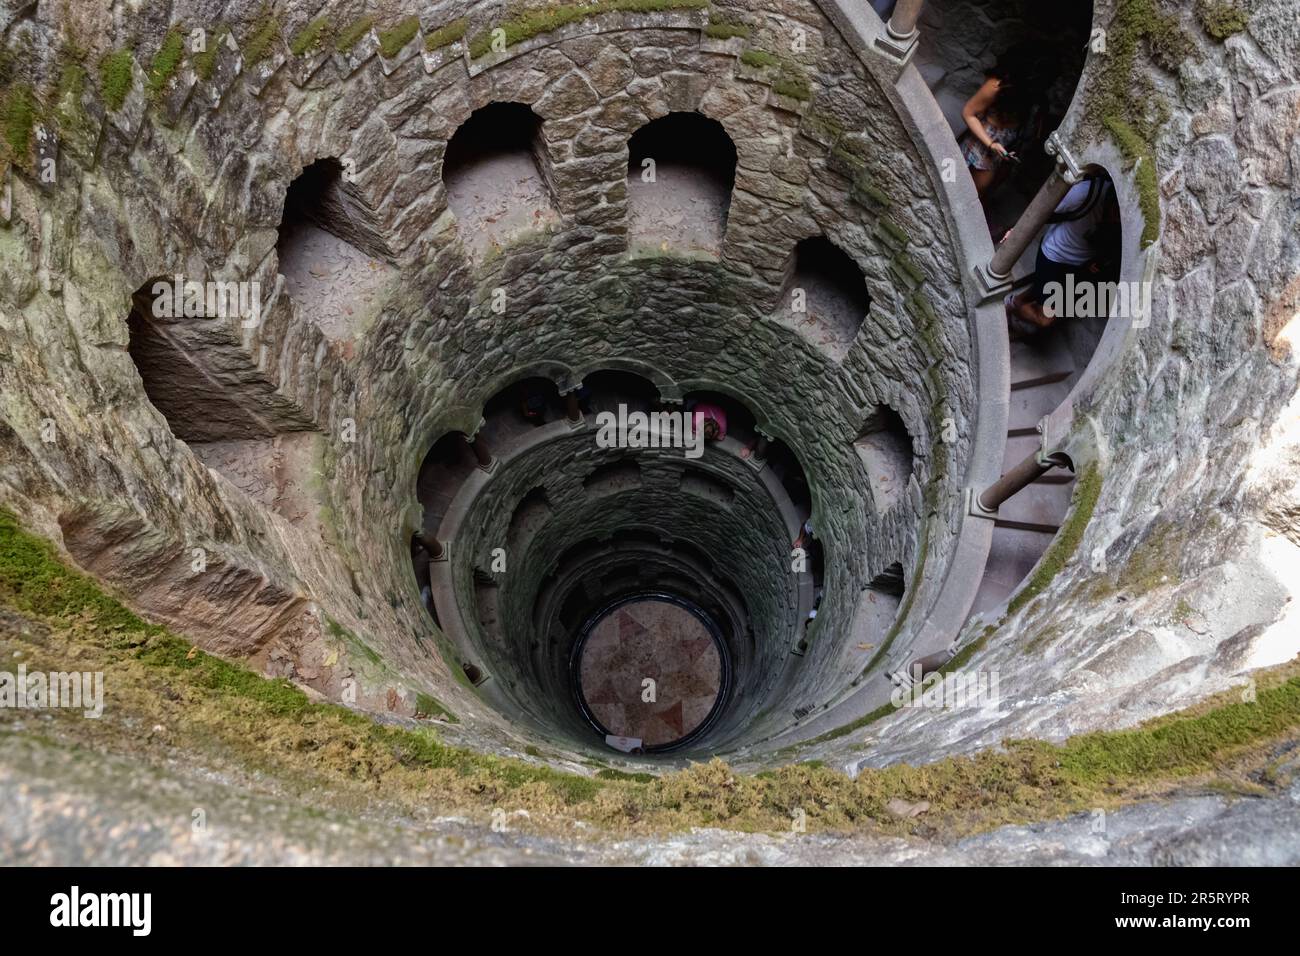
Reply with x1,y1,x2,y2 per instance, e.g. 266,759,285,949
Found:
961,78,1008,156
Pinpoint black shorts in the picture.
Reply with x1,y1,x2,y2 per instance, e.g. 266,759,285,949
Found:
1030,246,1084,304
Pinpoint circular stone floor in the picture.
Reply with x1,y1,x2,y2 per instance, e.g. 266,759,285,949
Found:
576,597,724,749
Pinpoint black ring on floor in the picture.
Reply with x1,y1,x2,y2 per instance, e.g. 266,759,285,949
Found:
569,590,732,754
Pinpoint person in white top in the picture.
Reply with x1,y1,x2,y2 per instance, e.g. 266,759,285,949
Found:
1005,172,1116,334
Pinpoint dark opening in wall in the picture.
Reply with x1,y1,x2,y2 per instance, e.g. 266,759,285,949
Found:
917,0,1095,233
127,281,325,531
582,369,661,417
416,432,477,525
443,102,559,257
128,286,274,443
276,158,394,342
779,236,871,361
626,111,737,256
483,376,563,435
868,561,907,598
854,405,915,512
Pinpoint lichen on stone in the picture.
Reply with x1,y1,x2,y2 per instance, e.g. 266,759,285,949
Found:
467,0,707,59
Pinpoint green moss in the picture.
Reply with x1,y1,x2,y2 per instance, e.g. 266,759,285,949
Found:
1195,1,1249,39
805,698,901,746
136,632,314,718
289,17,333,57
802,111,845,145
0,510,158,635
415,691,457,723
7,503,1300,835
0,508,600,806
876,216,909,247
739,48,778,68
1086,0,1193,248
242,10,282,65
424,18,468,52
1060,678,1300,781
335,15,376,53
378,16,420,59
1007,464,1102,616
98,48,135,112
1,83,37,155
703,18,751,40
1106,115,1162,248
771,69,811,102
146,27,186,98
524,744,543,757
468,0,707,59
192,27,227,80
851,173,892,209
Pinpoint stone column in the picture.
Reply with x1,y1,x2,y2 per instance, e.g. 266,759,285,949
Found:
888,0,925,39
416,531,445,561
565,390,582,424
993,172,1074,278
975,131,1084,299
874,0,924,64
467,433,496,472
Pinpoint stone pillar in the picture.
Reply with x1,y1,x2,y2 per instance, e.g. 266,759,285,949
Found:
565,390,582,424
467,433,496,472
874,0,923,64
416,531,446,562
975,131,1083,299
888,0,924,39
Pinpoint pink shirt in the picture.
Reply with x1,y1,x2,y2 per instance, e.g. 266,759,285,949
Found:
692,403,727,440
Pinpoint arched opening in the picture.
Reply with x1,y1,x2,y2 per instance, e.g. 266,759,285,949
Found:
478,376,564,447
778,236,872,360
276,157,395,341
126,279,323,534
442,102,560,257
915,0,1095,234
626,111,737,256
853,405,915,513
414,431,478,544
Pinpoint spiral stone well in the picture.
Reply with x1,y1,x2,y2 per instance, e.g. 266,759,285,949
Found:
2,0,1299,864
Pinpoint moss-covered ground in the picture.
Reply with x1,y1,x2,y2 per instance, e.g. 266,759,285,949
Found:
3,508,1298,839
